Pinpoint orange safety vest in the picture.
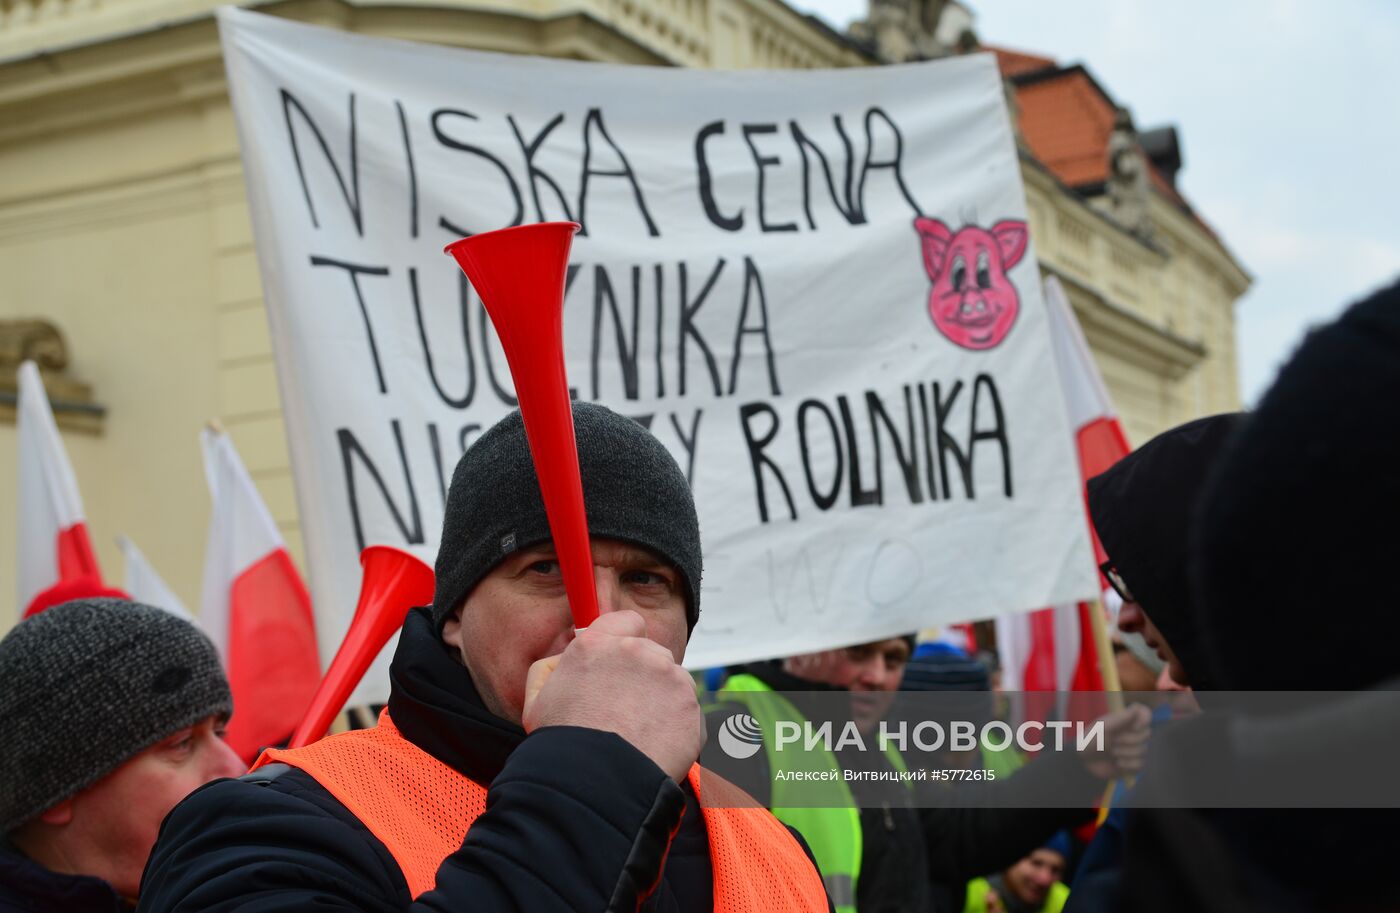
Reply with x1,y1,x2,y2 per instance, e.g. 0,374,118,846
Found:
256,712,828,911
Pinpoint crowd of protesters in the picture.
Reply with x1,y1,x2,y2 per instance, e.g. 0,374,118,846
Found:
1,278,1397,912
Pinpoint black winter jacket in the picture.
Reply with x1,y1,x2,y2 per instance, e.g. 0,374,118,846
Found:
0,841,128,913
137,609,828,913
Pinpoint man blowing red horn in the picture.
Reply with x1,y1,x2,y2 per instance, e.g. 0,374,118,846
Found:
139,401,834,912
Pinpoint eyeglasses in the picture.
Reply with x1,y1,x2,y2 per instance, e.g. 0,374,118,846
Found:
1099,560,1136,604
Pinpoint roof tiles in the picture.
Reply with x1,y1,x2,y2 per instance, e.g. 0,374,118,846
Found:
985,45,1213,237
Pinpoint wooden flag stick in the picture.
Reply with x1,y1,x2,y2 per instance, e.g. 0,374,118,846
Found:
1086,597,1134,817
1087,597,1123,711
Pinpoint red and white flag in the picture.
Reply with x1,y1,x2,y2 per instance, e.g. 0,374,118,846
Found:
118,535,193,621
997,277,1131,694
200,427,321,761
16,360,113,617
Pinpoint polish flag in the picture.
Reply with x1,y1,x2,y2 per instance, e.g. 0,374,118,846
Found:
997,277,1131,696
118,535,193,621
16,360,111,617
200,427,321,761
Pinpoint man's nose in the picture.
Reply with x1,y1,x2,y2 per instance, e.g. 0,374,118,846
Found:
208,736,248,780
856,655,884,685
593,568,626,616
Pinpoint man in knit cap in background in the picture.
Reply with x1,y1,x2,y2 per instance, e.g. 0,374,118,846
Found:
0,598,242,911
140,402,832,913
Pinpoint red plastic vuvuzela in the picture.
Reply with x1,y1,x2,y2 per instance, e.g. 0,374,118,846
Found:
443,222,599,629
288,545,435,748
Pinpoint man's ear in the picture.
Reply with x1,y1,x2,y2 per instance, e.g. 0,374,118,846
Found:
440,606,465,655
37,798,74,827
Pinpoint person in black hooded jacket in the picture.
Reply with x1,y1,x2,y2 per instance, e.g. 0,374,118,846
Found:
138,403,832,913
1116,278,1400,913
1085,412,1245,691
1063,413,1244,913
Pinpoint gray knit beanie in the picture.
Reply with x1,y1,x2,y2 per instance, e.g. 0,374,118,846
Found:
0,599,232,833
433,402,702,632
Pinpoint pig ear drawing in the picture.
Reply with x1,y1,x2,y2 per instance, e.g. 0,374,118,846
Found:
990,221,1029,269
914,216,954,279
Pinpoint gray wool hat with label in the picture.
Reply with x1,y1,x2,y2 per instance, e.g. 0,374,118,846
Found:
432,402,702,632
0,599,232,833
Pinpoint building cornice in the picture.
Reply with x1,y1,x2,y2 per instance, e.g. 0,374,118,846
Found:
1019,150,1168,260
0,0,869,155
1045,263,1205,380
0,0,866,68
1020,149,1250,302
1146,191,1252,297
0,320,106,432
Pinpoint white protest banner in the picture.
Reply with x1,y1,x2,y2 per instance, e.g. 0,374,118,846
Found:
220,8,1098,704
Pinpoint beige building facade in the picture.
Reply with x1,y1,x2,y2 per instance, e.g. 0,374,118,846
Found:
0,0,1247,627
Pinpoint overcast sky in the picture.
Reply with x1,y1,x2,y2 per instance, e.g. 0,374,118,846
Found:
791,0,1400,404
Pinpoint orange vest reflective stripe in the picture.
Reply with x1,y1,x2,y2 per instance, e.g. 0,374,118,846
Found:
256,712,828,911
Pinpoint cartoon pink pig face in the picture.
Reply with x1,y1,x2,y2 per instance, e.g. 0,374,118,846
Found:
914,217,1029,350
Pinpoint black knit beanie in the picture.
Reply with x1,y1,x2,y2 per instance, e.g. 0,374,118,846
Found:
0,599,232,833
900,651,992,692
432,402,702,632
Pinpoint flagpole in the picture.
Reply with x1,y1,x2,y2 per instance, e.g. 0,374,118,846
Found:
1087,596,1134,819
1087,598,1122,709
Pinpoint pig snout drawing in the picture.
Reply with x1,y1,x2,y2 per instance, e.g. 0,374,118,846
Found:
913,217,1028,350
